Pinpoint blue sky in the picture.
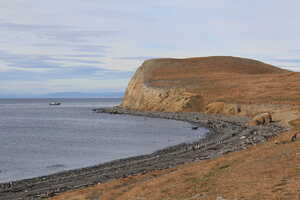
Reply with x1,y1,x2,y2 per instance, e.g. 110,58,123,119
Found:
0,0,300,95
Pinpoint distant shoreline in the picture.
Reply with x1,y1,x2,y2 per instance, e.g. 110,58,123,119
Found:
0,107,286,200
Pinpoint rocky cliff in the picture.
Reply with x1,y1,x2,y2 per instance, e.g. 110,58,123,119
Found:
121,56,291,113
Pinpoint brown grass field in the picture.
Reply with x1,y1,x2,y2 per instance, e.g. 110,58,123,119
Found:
51,57,300,200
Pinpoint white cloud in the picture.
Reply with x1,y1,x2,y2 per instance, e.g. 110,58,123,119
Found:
0,78,129,94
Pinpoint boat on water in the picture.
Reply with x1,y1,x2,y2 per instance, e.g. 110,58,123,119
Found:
49,102,61,106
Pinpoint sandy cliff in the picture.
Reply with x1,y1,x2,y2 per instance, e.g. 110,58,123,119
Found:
121,56,293,114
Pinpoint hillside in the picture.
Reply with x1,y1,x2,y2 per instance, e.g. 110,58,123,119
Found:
50,56,300,200
121,56,296,114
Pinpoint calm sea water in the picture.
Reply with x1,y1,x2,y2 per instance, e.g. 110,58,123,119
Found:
0,98,208,183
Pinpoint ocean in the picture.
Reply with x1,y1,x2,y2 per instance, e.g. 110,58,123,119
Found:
0,98,208,183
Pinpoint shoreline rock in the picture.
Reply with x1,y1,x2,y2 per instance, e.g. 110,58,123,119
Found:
249,112,273,126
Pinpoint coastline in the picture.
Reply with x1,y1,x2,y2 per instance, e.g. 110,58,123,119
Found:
0,107,286,200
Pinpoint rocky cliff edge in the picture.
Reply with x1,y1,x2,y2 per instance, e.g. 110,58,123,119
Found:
121,56,292,113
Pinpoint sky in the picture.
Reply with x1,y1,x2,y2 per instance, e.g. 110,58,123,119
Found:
0,0,300,96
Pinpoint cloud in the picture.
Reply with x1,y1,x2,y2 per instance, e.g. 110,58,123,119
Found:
0,50,104,70
0,50,58,69
63,54,105,58
0,49,132,82
0,78,130,94
93,69,133,80
34,43,108,53
0,22,119,43
0,64,132,81
0,22,64,31
50,58,104,64
117,56,155,61
73,45,109,53
287,49,300,53
41,30,119,43
272,58,300,63
279,66,300,72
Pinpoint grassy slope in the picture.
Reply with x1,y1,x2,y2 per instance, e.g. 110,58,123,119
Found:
145,57,299,106
51,57,300,200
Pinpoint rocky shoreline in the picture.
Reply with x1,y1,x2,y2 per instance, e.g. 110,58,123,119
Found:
0,107,287,200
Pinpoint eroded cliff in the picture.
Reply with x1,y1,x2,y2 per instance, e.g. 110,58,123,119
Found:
121,56,292,113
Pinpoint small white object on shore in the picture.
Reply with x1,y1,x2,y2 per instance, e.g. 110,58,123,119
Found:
49,102,61,106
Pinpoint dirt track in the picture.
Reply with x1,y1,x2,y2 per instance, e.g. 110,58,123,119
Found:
0,108,286,200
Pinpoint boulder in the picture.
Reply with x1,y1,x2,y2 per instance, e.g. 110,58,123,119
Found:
205,102,241,115
291,133,298,142
249,113,272,126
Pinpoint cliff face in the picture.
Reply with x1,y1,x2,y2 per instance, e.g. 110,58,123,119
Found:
121,59,203,112
121,56,291,112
